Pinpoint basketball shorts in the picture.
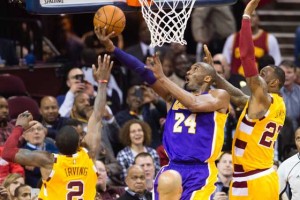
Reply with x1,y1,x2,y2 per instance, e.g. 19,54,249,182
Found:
229,168,279,200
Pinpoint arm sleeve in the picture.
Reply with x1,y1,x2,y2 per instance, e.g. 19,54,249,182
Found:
278,163,288,194
59,90,75,117
113,47,157,85
2,126,23,162
239,19,258,77
268,34,282,65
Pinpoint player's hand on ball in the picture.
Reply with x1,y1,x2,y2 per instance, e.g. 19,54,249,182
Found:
94,26,115,52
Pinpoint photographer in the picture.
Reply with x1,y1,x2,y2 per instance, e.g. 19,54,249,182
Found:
213,152,233,200
58,67,94,117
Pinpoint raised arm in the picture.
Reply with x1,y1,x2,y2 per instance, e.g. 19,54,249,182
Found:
2,112,53,168
84,54,112,160
94,27,172,102
146,55,230,113
203,45,249,108
240,0,270,108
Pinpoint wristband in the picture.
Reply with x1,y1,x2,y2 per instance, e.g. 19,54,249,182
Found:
98,80,108,84
243,14,251,19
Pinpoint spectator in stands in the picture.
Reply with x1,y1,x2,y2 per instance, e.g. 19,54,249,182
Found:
213,151,233,200
134,152,156,192
0,96,14,146
0,38,18,66
279,60,300,131
2,173,25,199
56,15,83,66
58,67,94,116
124,20,167,86
0,147,24,185
222,11,281,75
161,52,174,78
191,6,236,61
157,170,182,200
169,53,192,88
13,184,31,200
39,96,70,140
117,120,160,182
212,54,246,90
22,121,58,187
81,48,123,114
295,26,300,67
94,160,125,200
296,67,300,85
278,127,300,200
117,165,152,200
115,85,166,148
0,185,11,200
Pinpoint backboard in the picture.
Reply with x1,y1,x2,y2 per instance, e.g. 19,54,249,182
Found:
26,0,237,14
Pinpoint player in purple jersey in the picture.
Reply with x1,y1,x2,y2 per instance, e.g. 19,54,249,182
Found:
96,27,230,200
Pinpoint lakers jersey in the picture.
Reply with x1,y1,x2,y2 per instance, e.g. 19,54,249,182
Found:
163,98,228,163
38,148,98,200
233,93,286,172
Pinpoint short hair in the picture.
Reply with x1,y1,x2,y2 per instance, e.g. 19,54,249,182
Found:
14,184,30,197
56,125,79,155
215,151,232,164
271,65,285,89
195,62,216,83
280,60,297,72
119,119,152,147
134,152,154,164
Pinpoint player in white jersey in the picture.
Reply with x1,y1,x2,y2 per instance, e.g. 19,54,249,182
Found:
278,128,300,200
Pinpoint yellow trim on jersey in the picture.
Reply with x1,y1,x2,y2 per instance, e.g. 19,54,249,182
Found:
190,162,218,200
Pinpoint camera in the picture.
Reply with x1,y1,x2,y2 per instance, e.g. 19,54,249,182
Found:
134,87,143,99
221,186,229,195
74,74,85,83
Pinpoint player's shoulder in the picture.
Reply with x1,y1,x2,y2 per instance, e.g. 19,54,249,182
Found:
210,88,230,98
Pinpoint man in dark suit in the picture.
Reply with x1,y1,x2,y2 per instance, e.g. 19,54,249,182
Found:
125,20,168,86
117,165,152,200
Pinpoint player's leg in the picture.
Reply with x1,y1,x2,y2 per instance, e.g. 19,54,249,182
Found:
190,162,218,200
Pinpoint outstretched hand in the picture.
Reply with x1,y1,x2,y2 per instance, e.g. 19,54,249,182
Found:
145,53,166,80
92,54,114,82
203,44,214,67
94,27,115,52
244,0,260,16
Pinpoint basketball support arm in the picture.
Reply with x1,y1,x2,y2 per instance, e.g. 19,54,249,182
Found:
113,47,157,85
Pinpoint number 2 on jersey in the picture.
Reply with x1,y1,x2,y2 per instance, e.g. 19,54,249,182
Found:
67,180,84,200
173,113,196,134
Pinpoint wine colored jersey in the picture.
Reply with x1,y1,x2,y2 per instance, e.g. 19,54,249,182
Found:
232,93,286,173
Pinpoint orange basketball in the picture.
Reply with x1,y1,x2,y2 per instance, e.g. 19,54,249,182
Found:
93,5,126,36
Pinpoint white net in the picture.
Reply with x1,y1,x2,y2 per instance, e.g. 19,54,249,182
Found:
138,0,196,47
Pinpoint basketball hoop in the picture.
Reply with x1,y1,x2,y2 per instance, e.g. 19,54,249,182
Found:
138,0,196,47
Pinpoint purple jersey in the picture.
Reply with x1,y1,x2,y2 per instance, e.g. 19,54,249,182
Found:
163,99,228,163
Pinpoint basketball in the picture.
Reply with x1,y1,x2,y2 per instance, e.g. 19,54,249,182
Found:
93,5,126,36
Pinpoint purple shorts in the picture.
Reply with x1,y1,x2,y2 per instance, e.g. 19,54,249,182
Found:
154,161,216,200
